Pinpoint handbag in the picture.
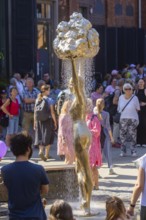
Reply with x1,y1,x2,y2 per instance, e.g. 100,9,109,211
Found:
0,115,9,127
113,112,121,123
113,95,135,123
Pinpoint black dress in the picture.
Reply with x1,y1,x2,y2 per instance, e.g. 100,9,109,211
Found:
136,89,146,145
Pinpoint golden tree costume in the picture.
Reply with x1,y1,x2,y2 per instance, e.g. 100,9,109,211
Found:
53,12,100,215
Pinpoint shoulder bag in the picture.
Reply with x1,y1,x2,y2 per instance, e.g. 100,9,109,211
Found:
113,95,135,123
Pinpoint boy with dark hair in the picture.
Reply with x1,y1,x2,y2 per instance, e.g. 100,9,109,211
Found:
1,131,49,220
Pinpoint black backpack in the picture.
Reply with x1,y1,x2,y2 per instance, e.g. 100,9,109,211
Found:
35,98,51,121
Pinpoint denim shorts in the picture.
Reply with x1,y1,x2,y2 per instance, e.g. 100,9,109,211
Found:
7,116,19,135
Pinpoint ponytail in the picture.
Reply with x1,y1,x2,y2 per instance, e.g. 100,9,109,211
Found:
38,85,50,101
37,92,43,101
96,104,102,121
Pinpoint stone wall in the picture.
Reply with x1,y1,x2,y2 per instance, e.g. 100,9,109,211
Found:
0,167,79,202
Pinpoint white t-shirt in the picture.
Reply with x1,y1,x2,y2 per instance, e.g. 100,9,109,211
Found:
140,156,146,206
118,95,140,121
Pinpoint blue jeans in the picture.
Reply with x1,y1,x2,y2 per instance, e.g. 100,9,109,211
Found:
7,116,19,135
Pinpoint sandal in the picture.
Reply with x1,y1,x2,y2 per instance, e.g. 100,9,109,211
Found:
39,152,47,161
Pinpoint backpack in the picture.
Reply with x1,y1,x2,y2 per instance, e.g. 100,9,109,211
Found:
35,98,51,121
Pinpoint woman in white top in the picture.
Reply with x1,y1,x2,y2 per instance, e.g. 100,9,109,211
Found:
118,83,140,157
127,155,146,220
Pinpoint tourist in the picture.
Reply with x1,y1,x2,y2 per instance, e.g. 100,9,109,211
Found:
91,83,103,106
111,69,119,79
0,89,8,140
22,78,39,133
48,200,75,220
1,131,49,219
34,85,57,161
49,81,61,105
118,83,140,157
43,72,54,89
129,64,138,83
105,196,132,220
86,98,101,190
94,98,115,175
136,79,146,147
56,81,74,116
57,100,75,164
127,154,146,220
37,80,46,92
112,79,124,147
102,74,111,89
105,78,117,95
1,87,20,147
13,73,24,99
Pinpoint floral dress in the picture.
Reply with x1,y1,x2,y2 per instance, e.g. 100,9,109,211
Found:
57,113,75,164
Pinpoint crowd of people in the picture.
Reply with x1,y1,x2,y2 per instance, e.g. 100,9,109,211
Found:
1,62,146,219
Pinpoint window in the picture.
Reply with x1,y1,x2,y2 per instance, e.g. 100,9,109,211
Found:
126,4,134,17
79,7,87,18
115,3,123,16
79,7,88,18
37,24,47,49
94,0,105,15
37,3,51,19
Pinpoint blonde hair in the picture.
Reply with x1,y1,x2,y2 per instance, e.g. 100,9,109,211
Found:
96,98,104,120
61,100,71,114
38,85,50,101
105,196,126,220
86,98,93,113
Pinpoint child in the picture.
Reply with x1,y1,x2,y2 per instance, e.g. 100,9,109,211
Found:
86,98,101,190
48,200,75,220
105,196,132,220
94,98,116,175
57,100,75,164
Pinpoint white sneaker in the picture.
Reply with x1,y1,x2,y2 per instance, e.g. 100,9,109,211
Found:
142,144,146,148
132,152,137,157
120,152,126,157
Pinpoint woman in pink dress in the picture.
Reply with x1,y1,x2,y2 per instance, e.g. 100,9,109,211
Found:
86,99,102,190
57,100,75,164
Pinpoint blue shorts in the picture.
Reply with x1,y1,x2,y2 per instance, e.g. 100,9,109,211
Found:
7,116,19,135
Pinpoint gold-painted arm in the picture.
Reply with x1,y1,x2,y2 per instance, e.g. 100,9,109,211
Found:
71,58,84,105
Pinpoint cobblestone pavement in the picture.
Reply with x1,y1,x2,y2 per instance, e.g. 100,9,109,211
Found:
0,139,146,219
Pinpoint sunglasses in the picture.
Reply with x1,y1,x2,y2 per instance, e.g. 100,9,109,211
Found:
125,88,132,91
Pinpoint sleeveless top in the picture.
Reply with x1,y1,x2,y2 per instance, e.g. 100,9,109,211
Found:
7,98,19,116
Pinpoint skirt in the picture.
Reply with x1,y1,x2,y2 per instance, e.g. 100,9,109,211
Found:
36,118,54,146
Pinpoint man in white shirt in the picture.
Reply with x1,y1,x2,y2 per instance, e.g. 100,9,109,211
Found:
129,64,138,82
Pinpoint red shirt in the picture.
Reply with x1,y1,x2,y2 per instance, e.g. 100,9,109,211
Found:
7,98,19,116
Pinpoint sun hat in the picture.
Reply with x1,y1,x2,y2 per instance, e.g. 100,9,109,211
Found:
130,64,136,68
111,70,118,75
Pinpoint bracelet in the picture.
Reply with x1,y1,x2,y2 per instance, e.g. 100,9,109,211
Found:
130,204,135,208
